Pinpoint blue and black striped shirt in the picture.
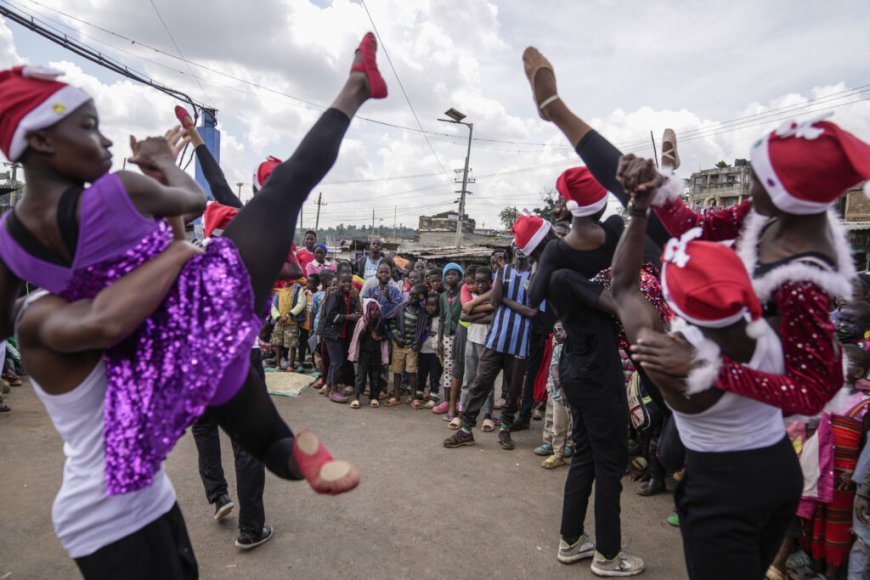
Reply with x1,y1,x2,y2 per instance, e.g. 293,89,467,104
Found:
485,265,532,357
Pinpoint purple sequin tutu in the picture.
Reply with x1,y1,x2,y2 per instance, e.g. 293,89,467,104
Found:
59,221,260,494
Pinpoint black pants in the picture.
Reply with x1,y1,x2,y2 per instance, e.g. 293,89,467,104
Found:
207,108,352,481
519,331,546,421
559,350,628,559
192,350,266,536
355,349,383,400
460,348,527,429
416,352,442,398
75,503,197,580
675,437,802,580
297,328,309,362
325,337,349,386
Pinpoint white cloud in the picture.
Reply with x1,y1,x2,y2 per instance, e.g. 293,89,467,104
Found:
0,0,868,231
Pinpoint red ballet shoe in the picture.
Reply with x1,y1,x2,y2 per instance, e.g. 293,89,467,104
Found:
351,32,387,99
293,430,360,495
174,105,194,129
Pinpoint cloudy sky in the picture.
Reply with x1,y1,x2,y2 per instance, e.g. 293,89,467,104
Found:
1,0,869,231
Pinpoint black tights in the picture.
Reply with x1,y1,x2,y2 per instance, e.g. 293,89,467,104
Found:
206,108,351,480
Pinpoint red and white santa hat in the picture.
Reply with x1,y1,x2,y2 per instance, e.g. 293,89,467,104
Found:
0,66,92,161
661,227,765,338
750,113,870,214
252,156,282,192
556,166,609,217
512,210,551,254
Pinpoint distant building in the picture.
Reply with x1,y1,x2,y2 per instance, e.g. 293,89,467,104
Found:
686,160,752,210
839,185,870,270
418,211,475,234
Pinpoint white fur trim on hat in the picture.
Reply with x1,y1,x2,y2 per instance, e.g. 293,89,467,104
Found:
735,208,856,302
863,180,870,199
568,194,609,217
750,131,832,215
684,336,723,396
518,220,551,254
651,169,683,207
9,84,91,161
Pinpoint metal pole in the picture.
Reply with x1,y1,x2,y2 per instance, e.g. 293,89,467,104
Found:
456,122,473,247
650,130,659,169
315,192,323,231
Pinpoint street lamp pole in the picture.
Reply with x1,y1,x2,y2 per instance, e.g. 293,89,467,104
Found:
438,108,473,248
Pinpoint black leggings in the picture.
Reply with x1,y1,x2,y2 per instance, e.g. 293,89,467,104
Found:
575,130,671,250
194,144,243,209
208,108,351,480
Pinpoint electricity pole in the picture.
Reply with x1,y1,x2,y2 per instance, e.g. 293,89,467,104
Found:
438,108,474,247
314,192,326,232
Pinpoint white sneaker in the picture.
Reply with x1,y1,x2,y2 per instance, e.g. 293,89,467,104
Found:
557,534,595,564
590,551,645,577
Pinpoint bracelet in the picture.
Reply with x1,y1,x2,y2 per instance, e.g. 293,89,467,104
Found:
629,206,650,217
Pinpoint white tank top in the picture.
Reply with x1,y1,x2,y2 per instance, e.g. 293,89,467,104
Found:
672,322,786,453
32,362,176,558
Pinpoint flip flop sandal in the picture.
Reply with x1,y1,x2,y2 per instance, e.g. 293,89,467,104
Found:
410,399,425,410
350,32,388,99
442,412,456,422
522,47,560,120
385,398,403,407
661,128,681,170
370,399,380,408
481,418,495,432
424,400,436,409
330,392,348,404
448,417,462,430
350,400,361,409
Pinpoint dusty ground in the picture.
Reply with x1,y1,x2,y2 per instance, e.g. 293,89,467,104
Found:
0,380,688,579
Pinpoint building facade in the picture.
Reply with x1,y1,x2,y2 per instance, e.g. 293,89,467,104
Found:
418,211,475,234
686,160,752,210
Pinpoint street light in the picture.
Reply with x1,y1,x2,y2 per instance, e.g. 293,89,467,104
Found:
438,108,473,247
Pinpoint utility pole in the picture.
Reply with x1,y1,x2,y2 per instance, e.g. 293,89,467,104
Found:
393,205,397,241
371,209,375,239
438,108,474,248
314,192,326,232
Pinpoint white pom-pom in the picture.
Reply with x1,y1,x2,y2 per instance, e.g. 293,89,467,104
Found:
566,200,578,211
863,180,870,198
745,318,766,339
684,339,722,396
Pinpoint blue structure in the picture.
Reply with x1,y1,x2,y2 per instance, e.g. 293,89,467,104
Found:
194,108,220,200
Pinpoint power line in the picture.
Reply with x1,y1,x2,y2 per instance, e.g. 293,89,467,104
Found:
147,0,212,105
359,0,450,178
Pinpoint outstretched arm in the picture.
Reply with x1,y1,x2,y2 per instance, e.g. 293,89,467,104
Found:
22,241,201,353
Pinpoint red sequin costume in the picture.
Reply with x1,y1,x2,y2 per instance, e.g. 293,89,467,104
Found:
653,198,854,415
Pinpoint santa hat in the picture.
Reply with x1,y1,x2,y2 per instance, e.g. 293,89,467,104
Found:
512,210,551,254
0,66,92,161
202,200,240,237
555,167,609,217
252,156,282,192
750,114,870,214
661,227,765,338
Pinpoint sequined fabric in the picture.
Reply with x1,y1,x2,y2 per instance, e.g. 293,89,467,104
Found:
592,263,673,350
59,220,259,495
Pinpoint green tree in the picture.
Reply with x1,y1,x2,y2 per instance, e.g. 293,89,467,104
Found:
533,187,558,222
499,206,520,230
715,160,730,168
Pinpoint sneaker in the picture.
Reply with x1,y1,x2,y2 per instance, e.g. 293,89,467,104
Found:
563,444,575,458
444,429,475,448
534,443,554,456
666,513,680,527
279,358,289,370
235,524,274,550
557,534,595,564
497,429,515,450
509,420,530,432
213,494,234,522
532,407,544,421
590,551,645,577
